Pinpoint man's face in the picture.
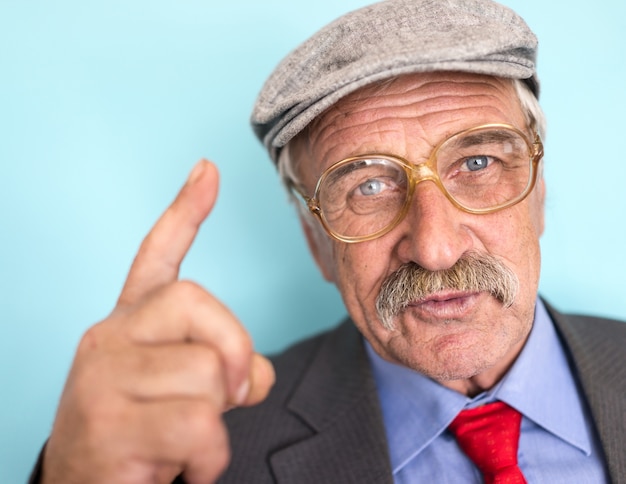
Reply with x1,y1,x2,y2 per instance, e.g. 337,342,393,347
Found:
294,72,546,395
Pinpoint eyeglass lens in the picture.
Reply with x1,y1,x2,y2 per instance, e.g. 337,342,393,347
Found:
316,127,533,239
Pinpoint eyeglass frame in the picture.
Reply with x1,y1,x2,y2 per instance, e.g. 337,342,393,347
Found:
288,123,544,244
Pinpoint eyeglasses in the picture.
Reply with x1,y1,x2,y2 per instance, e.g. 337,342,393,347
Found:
290,123,544,243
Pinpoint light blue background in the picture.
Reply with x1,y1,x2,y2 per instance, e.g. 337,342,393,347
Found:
1,0,625,481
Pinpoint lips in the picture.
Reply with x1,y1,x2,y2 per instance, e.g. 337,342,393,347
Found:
406,290,482,320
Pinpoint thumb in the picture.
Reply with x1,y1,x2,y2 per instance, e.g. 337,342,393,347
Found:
230,353,275,408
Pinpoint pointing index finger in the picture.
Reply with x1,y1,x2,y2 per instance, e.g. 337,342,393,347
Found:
118,160,219,307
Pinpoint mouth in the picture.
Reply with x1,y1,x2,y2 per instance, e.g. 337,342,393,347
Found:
406,290,482,320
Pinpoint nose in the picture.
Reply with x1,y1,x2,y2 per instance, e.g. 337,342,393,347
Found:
395,180,474,271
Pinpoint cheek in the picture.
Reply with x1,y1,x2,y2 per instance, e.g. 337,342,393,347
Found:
331,242,392,315
466,201,542,300
487,212,540,262
482,178,544,248
334,246,370,289
486,206,543,302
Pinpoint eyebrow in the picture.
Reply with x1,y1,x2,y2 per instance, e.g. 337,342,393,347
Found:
453,130,521,149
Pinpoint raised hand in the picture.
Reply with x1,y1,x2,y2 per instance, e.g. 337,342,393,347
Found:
41,160,275,484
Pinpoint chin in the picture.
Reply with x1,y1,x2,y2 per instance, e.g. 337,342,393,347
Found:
401,346,496,381
418,358,493,383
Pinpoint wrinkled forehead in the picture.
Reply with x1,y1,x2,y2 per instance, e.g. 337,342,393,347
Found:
288,72,527,184
304,72,522,136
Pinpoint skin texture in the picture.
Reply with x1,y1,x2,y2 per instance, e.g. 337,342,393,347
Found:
293,72,546,396
42,160,275,484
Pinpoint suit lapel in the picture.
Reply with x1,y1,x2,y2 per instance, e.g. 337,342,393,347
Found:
546,302,626,482
270,321,393,484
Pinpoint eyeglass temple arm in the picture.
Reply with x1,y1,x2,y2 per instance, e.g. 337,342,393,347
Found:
286,178,322,215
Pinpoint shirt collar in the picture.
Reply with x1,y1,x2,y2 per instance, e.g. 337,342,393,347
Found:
493,299,593,455
365,298,593,474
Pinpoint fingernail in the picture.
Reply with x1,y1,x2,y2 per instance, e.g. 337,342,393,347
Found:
186,160,206,184
235,379,250,405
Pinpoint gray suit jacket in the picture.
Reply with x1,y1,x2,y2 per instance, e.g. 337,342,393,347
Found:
214,303,626,484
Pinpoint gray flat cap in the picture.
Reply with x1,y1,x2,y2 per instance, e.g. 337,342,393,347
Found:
251,0,539,163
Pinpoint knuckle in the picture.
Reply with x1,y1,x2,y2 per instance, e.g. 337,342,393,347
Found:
171,279,206,303
76,322,108,356
219,333,252,371
234,328,253,355
223,329,254,373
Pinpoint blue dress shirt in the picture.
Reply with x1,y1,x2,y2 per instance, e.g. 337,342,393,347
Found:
366,299,609,483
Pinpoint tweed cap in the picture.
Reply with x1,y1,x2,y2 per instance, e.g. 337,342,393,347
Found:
251,0,539,163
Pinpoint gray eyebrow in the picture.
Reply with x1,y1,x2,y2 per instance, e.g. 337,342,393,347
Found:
452,131,522,149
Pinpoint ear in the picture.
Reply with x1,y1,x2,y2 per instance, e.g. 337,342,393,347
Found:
299,215,336,282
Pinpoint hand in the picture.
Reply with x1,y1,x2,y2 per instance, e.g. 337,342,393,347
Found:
41,160,275,484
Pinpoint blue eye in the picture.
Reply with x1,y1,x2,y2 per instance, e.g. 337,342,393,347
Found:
464,156,490,171
358,179,384,196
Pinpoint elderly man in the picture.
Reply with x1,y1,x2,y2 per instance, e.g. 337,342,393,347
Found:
32,0,625,483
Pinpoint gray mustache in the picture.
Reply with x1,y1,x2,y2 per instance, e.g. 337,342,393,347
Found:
375,252,519,330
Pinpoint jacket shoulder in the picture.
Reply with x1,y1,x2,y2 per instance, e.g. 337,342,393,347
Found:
545,302,626,361
544,302,626,482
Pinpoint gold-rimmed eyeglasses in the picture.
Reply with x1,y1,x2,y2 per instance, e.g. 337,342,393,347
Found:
289,123,544,243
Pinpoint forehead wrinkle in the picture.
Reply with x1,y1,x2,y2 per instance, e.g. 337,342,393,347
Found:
305,74,517,140
366,91,521,126
309,97,520,166
312,82,522,144
294,73,526,185
306,105,398,159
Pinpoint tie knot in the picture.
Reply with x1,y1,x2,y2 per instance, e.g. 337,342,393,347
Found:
449,401,526,484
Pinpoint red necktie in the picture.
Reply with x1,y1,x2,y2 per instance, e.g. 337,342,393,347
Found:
448,401,527,484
